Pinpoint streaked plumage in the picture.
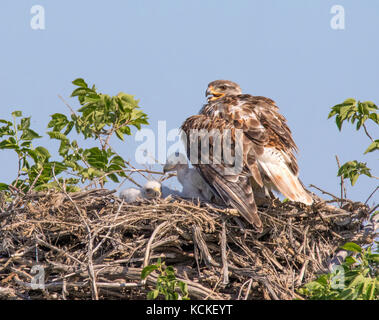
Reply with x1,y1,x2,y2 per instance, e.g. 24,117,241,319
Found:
181,80,313,232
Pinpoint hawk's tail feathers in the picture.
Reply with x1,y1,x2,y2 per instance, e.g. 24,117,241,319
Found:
258,157,313,206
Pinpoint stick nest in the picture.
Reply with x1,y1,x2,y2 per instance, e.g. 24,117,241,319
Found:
0,189,375,300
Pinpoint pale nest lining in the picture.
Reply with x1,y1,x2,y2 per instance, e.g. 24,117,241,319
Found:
0,188,375,300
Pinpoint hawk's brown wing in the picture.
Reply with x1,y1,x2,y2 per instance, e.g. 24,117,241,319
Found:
181,115,263,232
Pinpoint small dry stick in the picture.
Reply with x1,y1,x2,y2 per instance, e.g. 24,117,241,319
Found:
141,221,169,285
237,278,252,300
244,278,253,300
220,220,229,285
87,234,99,300
192,225,220,267
335,155,346,207
192,234,202,278
369,203,379,214
309,184,344,202
365,186,379,205
362,123,374,142
296,259,309,286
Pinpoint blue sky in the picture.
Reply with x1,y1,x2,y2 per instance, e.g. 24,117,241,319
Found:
0,0,378,205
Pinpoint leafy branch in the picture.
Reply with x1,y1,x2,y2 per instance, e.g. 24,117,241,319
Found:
141,258,189,300
0,111,66,192
0,78,149,194
298,242,379,300
328,98,378,186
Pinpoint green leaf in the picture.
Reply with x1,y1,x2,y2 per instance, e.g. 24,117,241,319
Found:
165,266,176,276
147,289,159,300
71,87,92,97
86,147,108,169
369,112,379,124
48,113,70,132
335,116,342,131
141,265,158,280
366,279,376,300
47,131,69,141
119,126,132,135
338,288,355,300
0,183,9,191
20,129,41,141
178,281,188,295
59,142,70,156
367,254,379,263
84,95,100,103
347,274,366,291
344,256,357,266
11,111,22,118
19,117,31,130
170,292,179,300
0,119,12,125
351,174,359,186
110,155,126,167
72,78,88,88
343,98,356,105
107,173,119,183
35,146,51,161
115,129,124,141
26,149,39,163
364,140,379,154
21,141,31,148
63,121,75,136
0,138,18,150
341,242,362,253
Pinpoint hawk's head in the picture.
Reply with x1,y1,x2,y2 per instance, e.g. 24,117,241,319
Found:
206,80,242,101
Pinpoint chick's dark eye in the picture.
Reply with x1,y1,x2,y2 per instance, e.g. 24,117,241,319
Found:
219,85,227,90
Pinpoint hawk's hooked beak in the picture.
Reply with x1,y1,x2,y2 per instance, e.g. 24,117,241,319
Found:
206,86,224,100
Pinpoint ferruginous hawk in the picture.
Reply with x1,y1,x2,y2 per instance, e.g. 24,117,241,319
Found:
181,80,313,232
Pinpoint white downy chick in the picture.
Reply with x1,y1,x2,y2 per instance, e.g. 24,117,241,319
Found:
119,180,162,203
119,187,142,203
163,153,214,201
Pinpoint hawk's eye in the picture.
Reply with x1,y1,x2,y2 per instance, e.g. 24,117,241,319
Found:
219,85,227,90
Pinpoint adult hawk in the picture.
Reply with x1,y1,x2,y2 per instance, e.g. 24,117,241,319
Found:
181,80,313,232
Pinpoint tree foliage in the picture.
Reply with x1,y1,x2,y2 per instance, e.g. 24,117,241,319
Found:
298,242,379,300
0,78,149,193
299,98,379,300
328,98,378,186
